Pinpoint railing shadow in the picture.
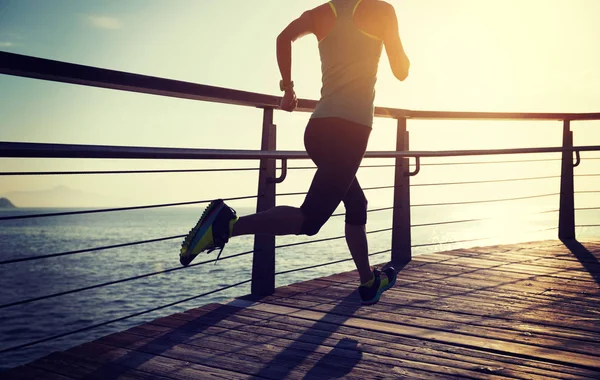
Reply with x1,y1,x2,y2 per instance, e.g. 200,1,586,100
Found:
249,292,363,380
560,238,600,286
78,302,246,380
303,338,362,380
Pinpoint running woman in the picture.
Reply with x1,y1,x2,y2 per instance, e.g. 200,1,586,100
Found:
180,0,410,305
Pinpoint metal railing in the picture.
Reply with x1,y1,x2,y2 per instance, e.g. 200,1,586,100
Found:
1,51,599,359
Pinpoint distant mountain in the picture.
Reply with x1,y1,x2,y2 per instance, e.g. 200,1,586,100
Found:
0,197,16,208
2,186,132,208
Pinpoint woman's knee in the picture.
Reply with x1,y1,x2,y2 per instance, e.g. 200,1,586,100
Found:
299,216,326,236
345,198,368,225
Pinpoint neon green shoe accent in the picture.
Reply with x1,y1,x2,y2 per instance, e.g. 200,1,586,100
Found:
229,217,238,238
360,273,375,288
180,225,215,266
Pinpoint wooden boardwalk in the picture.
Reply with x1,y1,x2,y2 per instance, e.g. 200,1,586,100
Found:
5,239,600,379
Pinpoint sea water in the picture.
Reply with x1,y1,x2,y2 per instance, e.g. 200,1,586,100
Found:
0,202,598,370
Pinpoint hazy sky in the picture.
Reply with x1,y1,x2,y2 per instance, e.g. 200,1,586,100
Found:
0,0,599,208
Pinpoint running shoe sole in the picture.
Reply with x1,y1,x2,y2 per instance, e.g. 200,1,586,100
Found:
180,200,225,266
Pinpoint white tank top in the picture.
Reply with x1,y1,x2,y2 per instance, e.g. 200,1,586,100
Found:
311,0,383,127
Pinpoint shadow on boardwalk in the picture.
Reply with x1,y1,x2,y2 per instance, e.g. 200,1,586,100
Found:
250,293,362,380
250,261,408,379
561,239,600,286
78,302,251,380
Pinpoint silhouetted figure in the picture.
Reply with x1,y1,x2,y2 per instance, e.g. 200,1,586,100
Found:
181,0,410,305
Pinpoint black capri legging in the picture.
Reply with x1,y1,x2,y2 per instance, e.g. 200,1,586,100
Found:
300,117,371,236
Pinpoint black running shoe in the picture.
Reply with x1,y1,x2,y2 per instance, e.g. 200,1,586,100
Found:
180,199,238,266
358,267,397,306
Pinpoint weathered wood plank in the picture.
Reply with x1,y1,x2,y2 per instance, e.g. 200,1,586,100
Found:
95,329,432,379
186,303,600,379
62,342,265,380
238,302,600,370
157,307,594,379
262,290,600,343
305,276,600,332
2,365,77,380
3,240,599,380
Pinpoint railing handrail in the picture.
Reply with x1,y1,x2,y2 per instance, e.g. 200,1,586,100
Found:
1,141,599,160
2,51,600,121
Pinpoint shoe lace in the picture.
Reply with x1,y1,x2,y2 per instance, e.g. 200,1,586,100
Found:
208,204,236,265
205,245,225,265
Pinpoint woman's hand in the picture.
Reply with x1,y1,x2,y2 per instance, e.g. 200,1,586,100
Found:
279,89,298,112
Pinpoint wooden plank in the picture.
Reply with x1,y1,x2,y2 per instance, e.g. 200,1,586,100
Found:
2,365,76,380
267,290,600,343
28,351,171,380
4,240,599,380
140,314,532,380
327,264,598,302
254,291,600,357
96,329,437,380
447,244,600,261
401,260,599,292
164,306,595,379
436,249,600,273
309,276,600,331
188,303,600,379
238,302,600,371
61,341,263,380
414,253,597,282
148,306,561,379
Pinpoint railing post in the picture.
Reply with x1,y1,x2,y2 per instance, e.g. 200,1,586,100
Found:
251,107,277,297
559,119,576,240
391,117,412,265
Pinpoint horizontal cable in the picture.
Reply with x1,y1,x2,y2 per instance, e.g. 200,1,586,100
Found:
276,191,307,198
274,227,392,250
413,207,564,228
277,185,393,198
1,205,566,266
412,237,493,248
576,207,600,211
412,175,559,187
413,226,560,249
289,164,396,171
0,195,256,221
363,185,395,191
575,190,600,194
0,278,251,354
275,249,390,276
577,174,600,177
577,225,600,228
290,161,560,170
412,192,559,208
420,158,562,166
411,218,488,228
0,235,185,265
534,226,559,232
0,249,253,310
290,162,600,172
331,206,393,218
0,167,260,176
539,209,560,214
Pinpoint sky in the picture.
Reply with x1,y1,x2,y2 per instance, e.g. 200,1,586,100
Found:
0,0,599,208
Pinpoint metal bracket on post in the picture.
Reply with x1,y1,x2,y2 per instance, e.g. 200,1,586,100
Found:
267,158,288,184
406,157,420,177
573,150,581,168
